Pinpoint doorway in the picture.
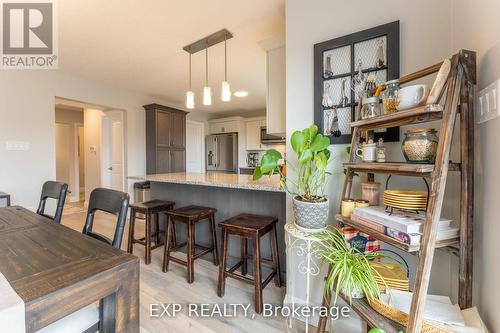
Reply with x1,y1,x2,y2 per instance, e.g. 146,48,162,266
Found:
55,105,85,204
55,99,126,208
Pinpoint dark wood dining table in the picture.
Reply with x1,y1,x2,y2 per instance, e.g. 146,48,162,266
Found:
0,206,139,332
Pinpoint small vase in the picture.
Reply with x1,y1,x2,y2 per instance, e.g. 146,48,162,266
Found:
292,196,329,233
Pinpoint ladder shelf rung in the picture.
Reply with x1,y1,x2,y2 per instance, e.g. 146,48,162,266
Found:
343,162,461,176
350,105,443,130
335,214,459,254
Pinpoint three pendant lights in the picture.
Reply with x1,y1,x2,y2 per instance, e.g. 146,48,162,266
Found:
185,32,231,109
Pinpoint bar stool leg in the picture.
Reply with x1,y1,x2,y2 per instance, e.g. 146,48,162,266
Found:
217,228,228,297
154,212,161,246
253,234,263,313
209,214,219,266
171,220,177,251
145,211,152,265
187,220,195,283
127,209,136,254
241,237,248,276
162,216,172,272
271,224,282,287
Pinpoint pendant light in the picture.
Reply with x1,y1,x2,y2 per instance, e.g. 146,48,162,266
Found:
221,34,231,102
186,53,195,109
203,44,212,106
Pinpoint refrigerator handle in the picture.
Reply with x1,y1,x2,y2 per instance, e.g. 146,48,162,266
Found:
216,136,221,168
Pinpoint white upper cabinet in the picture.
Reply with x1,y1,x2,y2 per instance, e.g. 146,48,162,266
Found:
246,118,265,150
260,35,285,135
208,118,244,134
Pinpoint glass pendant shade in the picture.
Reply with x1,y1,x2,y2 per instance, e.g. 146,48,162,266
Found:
186,90,195,109
203,86,212,106
221,81,231,102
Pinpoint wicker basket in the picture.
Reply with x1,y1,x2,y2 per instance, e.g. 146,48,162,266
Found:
369,298,454,333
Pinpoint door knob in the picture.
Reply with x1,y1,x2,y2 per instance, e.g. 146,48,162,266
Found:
108,167,113,171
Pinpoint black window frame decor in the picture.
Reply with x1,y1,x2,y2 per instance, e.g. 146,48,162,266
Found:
314,21,400,144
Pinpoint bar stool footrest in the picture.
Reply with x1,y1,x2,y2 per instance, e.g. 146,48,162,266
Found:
224,270,277,289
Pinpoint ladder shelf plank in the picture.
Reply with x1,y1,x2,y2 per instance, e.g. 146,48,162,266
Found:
335,214,459,254
350,105,443,130
343,162,460,176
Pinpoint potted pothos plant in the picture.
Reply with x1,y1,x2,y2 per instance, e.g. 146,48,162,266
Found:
314,229,392,304
252,124,332,232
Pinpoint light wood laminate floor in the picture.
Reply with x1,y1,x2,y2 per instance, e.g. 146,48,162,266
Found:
61,210,306,333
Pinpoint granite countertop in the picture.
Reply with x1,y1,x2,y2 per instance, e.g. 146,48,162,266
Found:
140,172,284,192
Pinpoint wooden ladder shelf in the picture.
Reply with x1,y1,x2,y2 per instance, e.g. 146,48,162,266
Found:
317,50,476,333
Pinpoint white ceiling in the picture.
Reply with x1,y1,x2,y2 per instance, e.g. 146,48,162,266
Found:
58,0,285,113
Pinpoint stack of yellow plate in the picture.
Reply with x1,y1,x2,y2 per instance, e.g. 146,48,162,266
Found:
371,262,409,292
384,190,427,211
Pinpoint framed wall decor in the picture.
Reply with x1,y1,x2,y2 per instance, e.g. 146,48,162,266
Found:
314,21,400,144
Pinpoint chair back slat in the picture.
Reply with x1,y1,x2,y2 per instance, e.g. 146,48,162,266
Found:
36,181,68,224
82,188,129,249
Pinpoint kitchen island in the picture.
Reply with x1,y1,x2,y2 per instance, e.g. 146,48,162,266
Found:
143,172,287,275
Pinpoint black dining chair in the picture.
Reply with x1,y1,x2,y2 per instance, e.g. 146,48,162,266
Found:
36,181,68,224
40,188,129,333
82,187,130,249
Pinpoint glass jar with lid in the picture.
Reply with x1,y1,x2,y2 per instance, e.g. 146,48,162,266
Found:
402,128,439,163
382,79,400,114
361,97,382,119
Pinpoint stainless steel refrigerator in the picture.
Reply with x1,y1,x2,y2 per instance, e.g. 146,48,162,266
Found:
206,133,238,173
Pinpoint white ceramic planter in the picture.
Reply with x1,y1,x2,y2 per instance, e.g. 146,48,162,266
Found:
292,196,329,233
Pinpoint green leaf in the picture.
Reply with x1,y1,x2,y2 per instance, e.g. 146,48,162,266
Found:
298,149,313,164
260,154,278,173
291,131,306,154
314,151,328,170
265,149,282,161
252,166,263,180
310,134,330,152
302,128,311,142
324,148,331,160
309,124,318,141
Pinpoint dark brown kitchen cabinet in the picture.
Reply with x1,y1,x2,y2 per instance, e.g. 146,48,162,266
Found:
144,103,188,174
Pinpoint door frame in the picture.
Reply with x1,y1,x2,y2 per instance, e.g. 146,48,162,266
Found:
100,110,126,192
72,123,84,202
186,120,205,173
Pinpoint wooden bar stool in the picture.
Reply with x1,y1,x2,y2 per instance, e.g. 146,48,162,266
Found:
127,199,175,264
217,213,282,313
162,205,219,283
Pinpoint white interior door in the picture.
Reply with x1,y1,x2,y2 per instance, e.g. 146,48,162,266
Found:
110,120,124,190
101,111,125,191
186,120,204,173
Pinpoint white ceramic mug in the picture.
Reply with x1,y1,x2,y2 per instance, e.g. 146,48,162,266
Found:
356,143,377,162
397,84,429,110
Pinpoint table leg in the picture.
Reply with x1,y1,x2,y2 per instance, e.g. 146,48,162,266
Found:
100,260,140,333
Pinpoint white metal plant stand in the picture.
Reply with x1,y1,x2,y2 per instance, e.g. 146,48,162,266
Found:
284,222,325,333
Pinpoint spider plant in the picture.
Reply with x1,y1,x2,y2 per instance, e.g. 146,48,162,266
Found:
314,229,395,305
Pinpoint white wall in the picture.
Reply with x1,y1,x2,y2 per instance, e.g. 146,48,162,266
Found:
0,70,207,209
83,108,104,203
451,0,500,330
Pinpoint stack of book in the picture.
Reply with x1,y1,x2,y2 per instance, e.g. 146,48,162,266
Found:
351,206,459,251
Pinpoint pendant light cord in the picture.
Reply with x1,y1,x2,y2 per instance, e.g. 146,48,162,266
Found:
205,42,209,86
189,53,192,90
224,35,227,81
